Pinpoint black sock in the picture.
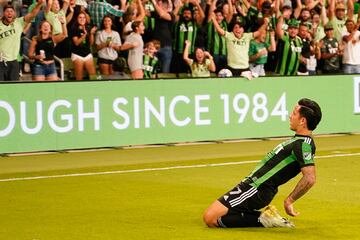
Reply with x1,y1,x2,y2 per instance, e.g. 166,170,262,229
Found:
217,210,263,228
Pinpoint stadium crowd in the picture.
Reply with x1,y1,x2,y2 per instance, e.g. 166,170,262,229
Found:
0,0,360,80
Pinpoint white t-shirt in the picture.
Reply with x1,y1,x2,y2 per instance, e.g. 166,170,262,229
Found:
95,30,122,60
342,30,360,65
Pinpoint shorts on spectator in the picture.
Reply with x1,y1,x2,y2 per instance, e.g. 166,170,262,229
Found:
249,63,266,77
71,53,93,62
97,57,114,65
32,62,57,77
228,66,250,77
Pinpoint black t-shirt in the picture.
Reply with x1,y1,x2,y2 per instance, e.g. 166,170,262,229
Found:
70,25,92,57
152,12,175,47
298,38,311,73
35,37,55,61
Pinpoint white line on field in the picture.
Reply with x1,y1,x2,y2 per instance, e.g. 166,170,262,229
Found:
0,152,360,183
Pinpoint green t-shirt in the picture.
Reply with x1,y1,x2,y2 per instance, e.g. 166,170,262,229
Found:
224,32,253,69
0,17,26,61
248,40,269,65
45,9,66,35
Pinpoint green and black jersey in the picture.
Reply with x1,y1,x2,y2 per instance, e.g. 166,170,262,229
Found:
243,134,315,191
275,33,303,75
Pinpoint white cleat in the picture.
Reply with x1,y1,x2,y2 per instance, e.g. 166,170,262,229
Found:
259,205,295,228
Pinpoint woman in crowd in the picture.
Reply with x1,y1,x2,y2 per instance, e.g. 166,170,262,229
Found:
121,20,145,79
70,11,97,80
183,40,216,77
95,15,122,76
28,18,68,81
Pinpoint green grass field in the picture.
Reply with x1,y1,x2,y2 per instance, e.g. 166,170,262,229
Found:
1,134,360,240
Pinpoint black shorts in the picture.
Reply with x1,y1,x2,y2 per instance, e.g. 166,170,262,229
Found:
227,67,250,77
218,182,276,213
98,57,114,65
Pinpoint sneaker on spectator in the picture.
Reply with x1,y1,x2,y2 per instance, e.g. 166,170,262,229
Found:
24,63,31,73
259,205,295,228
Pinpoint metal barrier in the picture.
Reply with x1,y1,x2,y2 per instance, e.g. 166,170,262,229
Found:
22,36,65,80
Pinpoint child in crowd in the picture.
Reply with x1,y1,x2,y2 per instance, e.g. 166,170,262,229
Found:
143,40,160,78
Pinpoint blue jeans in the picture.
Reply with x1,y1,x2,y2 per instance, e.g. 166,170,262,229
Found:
156,46,172,73
343,64,360,74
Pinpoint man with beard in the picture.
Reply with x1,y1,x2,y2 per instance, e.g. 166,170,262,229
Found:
0,0,44,80
275,17,303,75
328,0,354,42
171,1,205,75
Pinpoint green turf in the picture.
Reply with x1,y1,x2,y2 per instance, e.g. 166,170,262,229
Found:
0,134,360,239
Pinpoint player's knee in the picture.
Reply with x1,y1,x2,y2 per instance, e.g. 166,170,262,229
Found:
203,210,218,228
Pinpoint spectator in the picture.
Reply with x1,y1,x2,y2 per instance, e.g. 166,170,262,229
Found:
150,0,175,73
143,40,160,78
328,0,354,42
248,29,276,77
341,19,360,74
45,0,70,57
183,40,216,77
319,22,343,74
211,13,268,77
275,17,303,75
0,1,44,81
88,0,126,28
70,11,98,80
171,1,205,75
28,19,68,80
62,0,91,58
311,3,327,42
121,20,145,79
297,23,312,75
122,0,145,39
206,0,229,73
95,15,122,75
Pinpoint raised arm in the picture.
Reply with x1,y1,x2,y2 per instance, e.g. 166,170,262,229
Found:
45,0,52,14
152,0,172,21
191,0,205,25
293,0,302,19
347,0,354,21
135,0,146,21
253,17,269,38
61,0,69,12
225,0,234,23
53,15,68,43
276,15,285,39
319,0,328,26
24,0,44,24
183,40,193,65
207,0,216,23
284,165,316,217
211,12,225,36
328,0,335,20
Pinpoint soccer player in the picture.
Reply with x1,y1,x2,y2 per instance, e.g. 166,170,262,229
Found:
0,0,44,81
203,98,322,228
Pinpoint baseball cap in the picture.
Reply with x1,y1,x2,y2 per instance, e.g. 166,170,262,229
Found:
335,3,345,10
287,18,300,28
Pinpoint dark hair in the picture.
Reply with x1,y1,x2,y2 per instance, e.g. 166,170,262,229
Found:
101,15,114,30
298,98,322,130
3,5,15,11
131,20,142,32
